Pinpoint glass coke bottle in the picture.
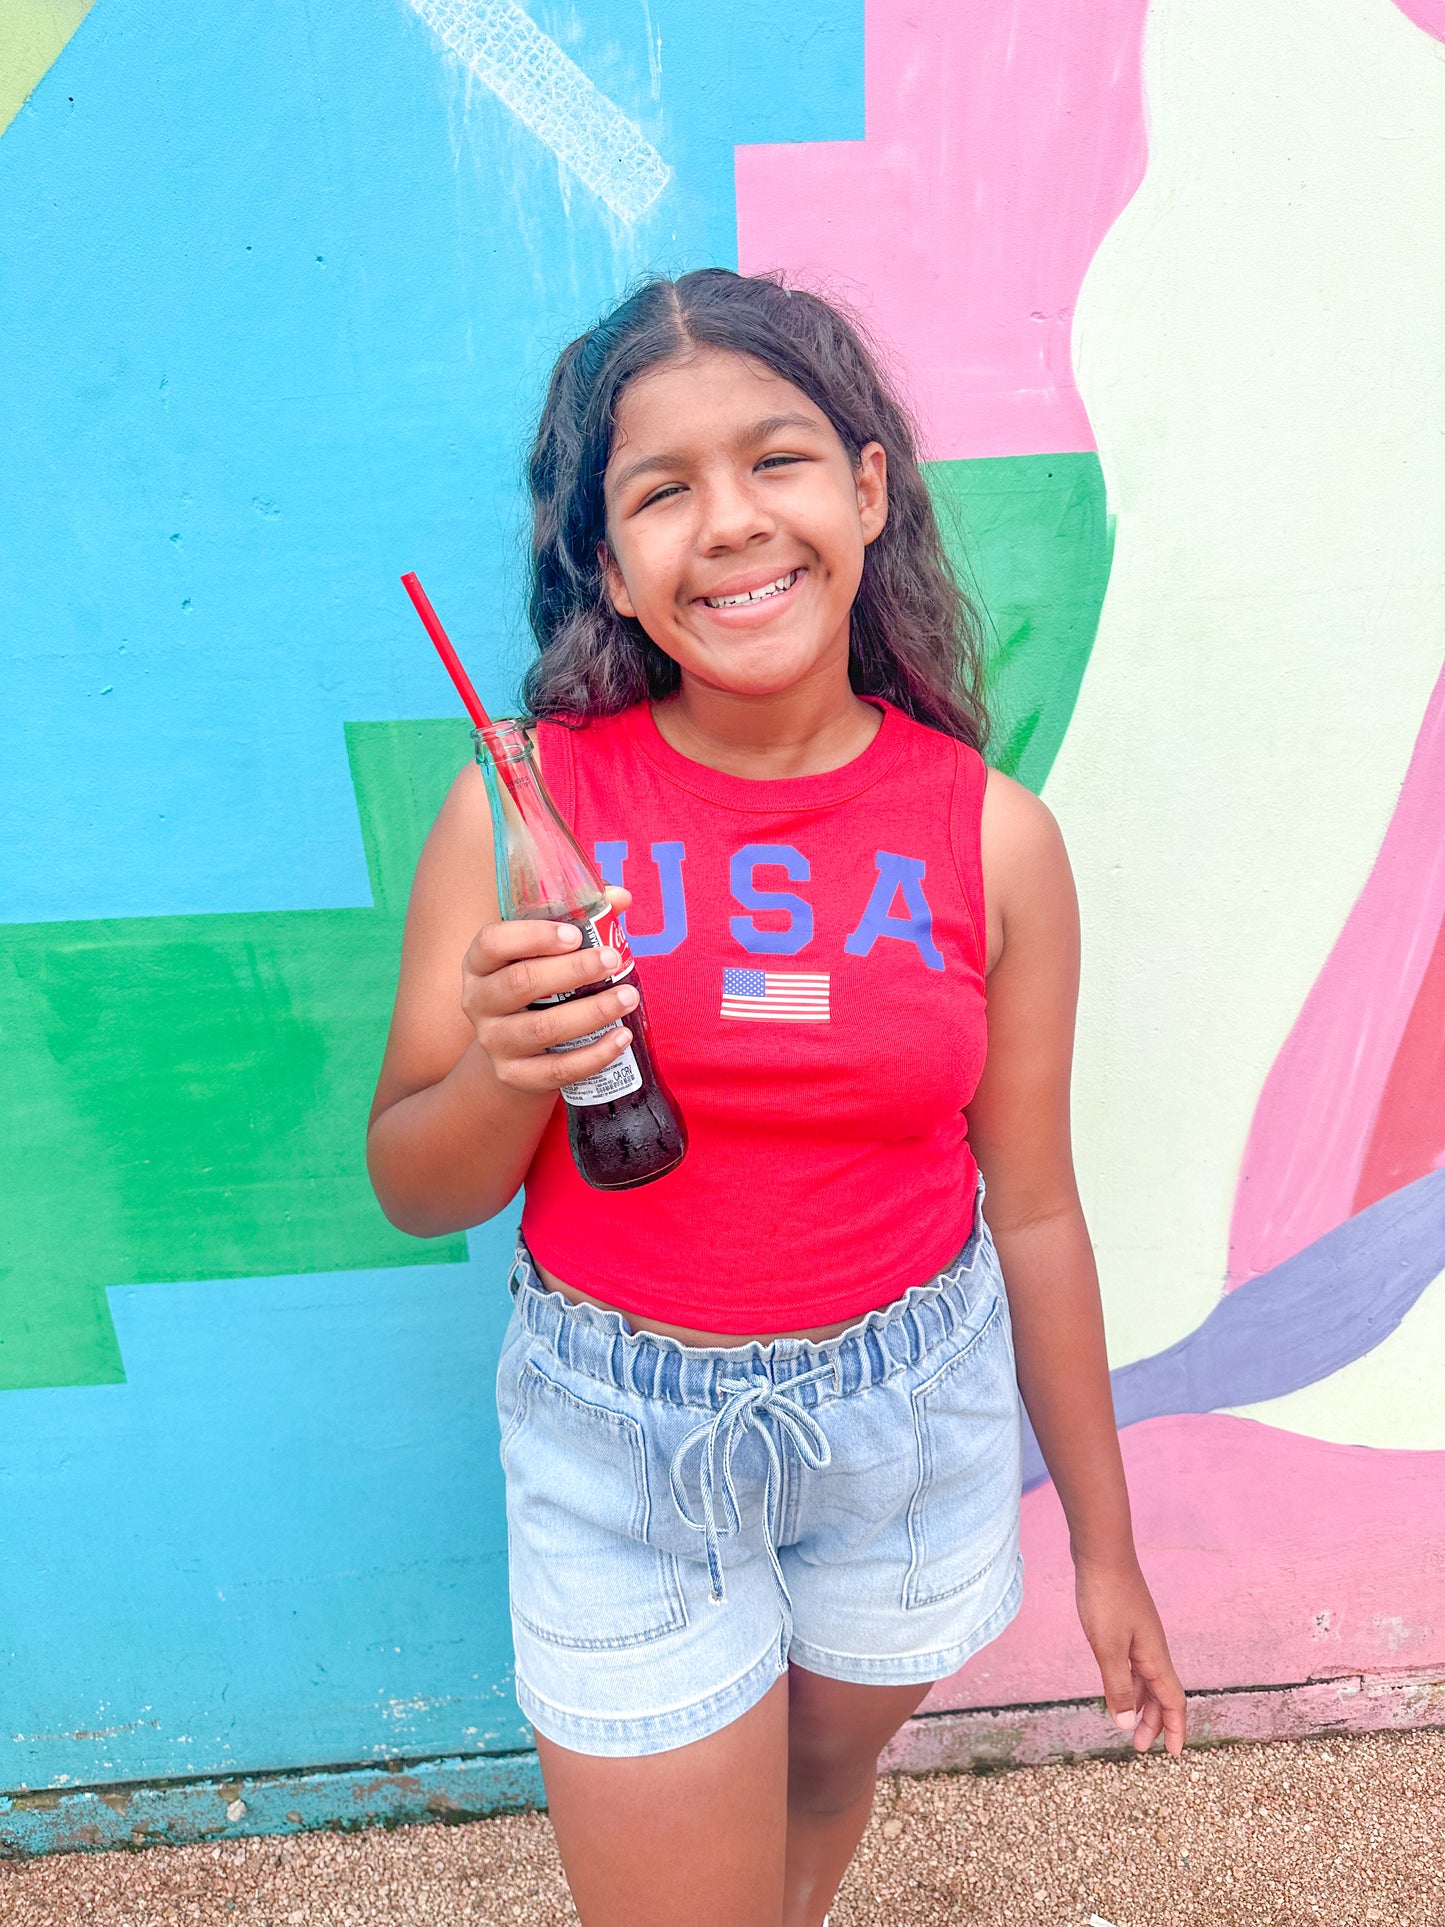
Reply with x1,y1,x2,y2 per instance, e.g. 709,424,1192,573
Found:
475,720,688,1190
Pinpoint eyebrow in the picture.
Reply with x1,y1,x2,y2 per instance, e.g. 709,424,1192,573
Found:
609,413,824,495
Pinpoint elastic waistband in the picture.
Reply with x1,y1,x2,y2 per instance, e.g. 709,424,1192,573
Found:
508,1176,997,1413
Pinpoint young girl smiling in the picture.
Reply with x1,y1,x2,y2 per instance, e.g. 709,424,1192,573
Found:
368,269,1186,1927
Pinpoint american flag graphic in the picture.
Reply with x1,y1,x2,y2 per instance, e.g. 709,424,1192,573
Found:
720,967,831,1022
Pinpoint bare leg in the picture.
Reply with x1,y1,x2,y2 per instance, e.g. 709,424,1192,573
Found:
535,1673,790,1927
782,1666,936,1927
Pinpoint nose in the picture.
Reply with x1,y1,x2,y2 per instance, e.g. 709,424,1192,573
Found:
695,468,774,554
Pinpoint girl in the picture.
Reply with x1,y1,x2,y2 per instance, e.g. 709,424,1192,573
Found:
367,269,1186,1927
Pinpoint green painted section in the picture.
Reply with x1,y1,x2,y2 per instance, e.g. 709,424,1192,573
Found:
925,452,1114,793
0,722,474,1392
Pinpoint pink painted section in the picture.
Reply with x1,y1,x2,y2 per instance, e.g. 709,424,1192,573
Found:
733,0,1151,461
928,1415,1445,1712
1390,0,1445,42
1354,909,1445,1211
1226,664,1445,1286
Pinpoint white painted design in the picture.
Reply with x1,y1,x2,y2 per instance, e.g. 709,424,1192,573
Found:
406,0,670,223
1050,0,1445,1444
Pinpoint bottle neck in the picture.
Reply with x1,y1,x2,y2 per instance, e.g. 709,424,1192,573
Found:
474,722,605,921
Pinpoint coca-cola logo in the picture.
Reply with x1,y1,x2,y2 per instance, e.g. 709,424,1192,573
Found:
593,906,635,978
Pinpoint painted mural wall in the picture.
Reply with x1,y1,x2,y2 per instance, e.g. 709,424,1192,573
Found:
2,0,1442,1797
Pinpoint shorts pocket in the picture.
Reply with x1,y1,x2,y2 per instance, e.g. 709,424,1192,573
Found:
903,1287,1022,1611
501,1359,688,1652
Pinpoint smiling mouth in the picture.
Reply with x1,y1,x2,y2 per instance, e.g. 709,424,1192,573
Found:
701,569,800,609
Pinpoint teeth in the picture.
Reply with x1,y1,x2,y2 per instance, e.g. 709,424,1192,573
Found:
704,570,797,608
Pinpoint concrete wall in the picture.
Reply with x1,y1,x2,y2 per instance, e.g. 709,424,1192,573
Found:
2,0,1442,1826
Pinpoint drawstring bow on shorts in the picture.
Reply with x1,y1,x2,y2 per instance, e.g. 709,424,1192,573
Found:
667,1362,836,1604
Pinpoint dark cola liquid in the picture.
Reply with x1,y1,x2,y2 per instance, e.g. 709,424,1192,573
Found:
537,918,687,1191
555,976,687,1190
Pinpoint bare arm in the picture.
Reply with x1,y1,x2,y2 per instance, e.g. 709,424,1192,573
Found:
365,757,635,1237
967,767,1185,1756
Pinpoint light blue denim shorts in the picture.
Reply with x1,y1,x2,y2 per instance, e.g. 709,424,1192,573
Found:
494,1176,1024,1758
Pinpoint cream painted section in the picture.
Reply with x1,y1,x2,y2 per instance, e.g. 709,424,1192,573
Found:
1223,1270,1445,1451
1052,0,1445,1398
0,0,96,138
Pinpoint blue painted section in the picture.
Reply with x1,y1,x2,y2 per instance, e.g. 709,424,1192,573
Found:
1020,1170,1445,1492
0,0,863,922
0,1750,546,1857
0,0,864,1817
0,1214,530,1793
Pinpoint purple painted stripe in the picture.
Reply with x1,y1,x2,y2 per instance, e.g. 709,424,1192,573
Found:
1021,1168,1445,1491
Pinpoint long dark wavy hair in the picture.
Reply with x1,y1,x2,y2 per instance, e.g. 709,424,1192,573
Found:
522,269,990,751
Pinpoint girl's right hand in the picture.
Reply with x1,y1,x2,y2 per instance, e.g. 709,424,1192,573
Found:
461,886,639,1094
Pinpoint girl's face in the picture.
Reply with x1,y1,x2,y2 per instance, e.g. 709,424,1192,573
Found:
601,348,887,702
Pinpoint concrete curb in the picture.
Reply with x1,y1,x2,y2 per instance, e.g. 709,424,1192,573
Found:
5,1667,1441,1858
0,1750,546,1859
882,1665,1445,1774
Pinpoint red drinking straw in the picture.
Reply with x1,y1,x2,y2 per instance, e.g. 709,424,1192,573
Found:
400,572,523,805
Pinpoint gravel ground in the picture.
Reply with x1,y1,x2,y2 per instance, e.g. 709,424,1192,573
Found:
2,1728,1441,1925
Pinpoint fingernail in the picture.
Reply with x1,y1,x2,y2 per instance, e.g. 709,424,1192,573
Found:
557,925,581,947
617,986,639,1009
1114,1709,1140,1731
599,948,619,970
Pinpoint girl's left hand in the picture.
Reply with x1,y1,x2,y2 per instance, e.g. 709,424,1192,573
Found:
1073,1551,1187,1758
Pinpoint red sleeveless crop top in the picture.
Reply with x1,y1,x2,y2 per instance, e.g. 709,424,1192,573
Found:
520,697,990,1332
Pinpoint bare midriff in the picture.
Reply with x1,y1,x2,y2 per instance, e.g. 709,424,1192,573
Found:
532,1257,869,1350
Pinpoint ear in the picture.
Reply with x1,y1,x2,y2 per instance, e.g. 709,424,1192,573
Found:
855,441,889,545
599,541,637,619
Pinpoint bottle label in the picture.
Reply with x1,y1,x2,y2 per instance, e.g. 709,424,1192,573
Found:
535,907,644,1102
532,909,635,1007
553,1021,644,1107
